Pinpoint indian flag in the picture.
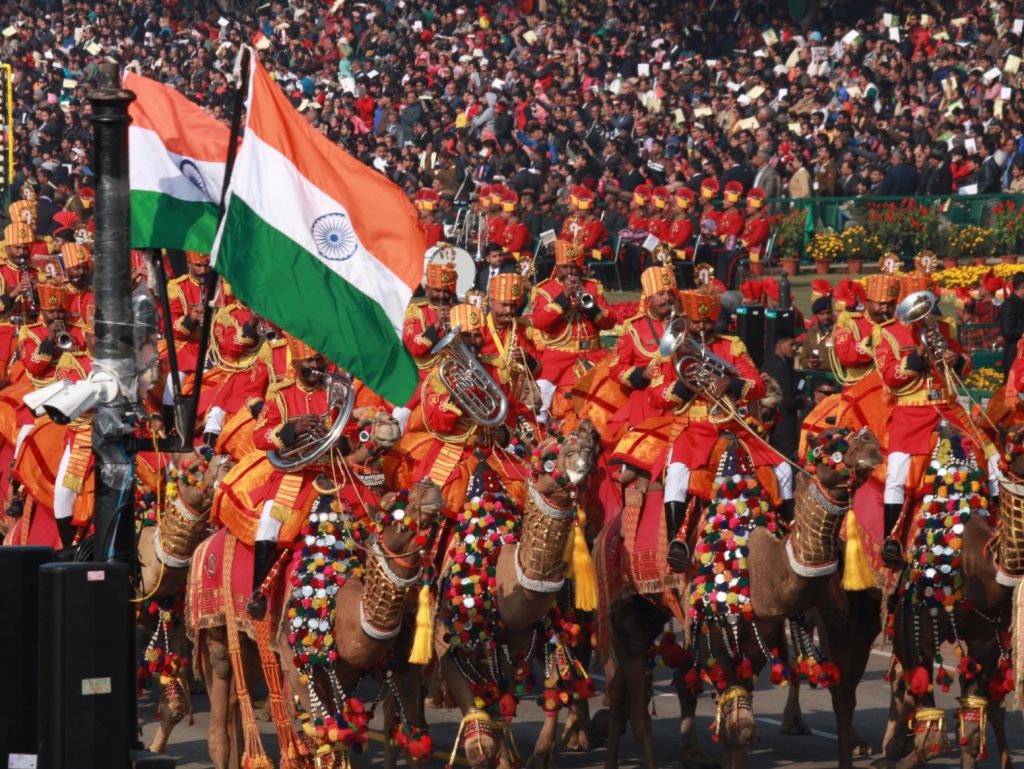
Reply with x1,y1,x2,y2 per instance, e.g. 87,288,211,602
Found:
212,59,424,405
126,72,230,252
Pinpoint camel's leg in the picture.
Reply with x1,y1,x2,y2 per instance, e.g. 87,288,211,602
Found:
383,657,429,769
148,620,189,754
526,712,558,769
202,628,234,769
603,650,629,769
563,696,592,751
780,679,810,736
988,699,1013,769
676,678,717,769
439,654,499,768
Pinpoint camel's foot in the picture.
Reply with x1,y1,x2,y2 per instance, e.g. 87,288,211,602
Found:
524,751,553,769
588,709,620,749
562,721,590,752
851,729,875,757
779,711,812,736
680,747,721,769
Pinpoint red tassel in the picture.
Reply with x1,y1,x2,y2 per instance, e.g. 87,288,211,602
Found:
908,665,931,697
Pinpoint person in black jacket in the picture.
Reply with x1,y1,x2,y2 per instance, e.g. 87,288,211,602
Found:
762,329,803,521
977,136,1003,194
1000,272,1024,378
474,244,519,294
921,147,953,195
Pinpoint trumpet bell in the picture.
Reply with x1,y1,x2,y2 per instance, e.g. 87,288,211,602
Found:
895,290,937,325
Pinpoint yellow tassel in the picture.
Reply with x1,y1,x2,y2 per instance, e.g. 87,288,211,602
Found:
569,510,598,611
842,511,875,591
408,583,434,665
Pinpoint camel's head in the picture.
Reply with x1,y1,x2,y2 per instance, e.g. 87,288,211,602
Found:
806,427,881,490
1003,423,1024,481
356,408,402,452
172,450,236,513
532,421,597,503
460,711,501,769
376,479,443,552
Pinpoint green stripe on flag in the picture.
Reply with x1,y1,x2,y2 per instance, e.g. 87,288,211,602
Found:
215,195,418,405
131,190,220,252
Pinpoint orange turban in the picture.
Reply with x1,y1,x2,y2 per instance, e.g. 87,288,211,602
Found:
426,262,458,290
640,266,676,299
449,302,485,331
863,275,900,303
488,273,524,303
287,334,320,362
679,289,721,321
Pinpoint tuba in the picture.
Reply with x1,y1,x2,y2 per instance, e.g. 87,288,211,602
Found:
895,290,948,367
267,370,356,471
431,325,509,427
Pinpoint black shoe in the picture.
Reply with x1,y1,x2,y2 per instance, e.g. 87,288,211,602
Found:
881,538,904,569
203,432,220,449
667,541,691,573
246,592,268,620
6,494,24,519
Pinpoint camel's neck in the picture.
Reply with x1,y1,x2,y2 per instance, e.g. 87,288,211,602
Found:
997,479,1024,583
512,482,578,615
789,473,848,572
357,525,425,639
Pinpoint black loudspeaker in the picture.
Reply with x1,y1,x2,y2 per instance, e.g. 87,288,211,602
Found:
765,308,796,355
38,562,131,769
735,305,766,367
0,547,53,768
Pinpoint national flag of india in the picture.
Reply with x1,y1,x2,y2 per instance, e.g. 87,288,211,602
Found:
125,72,230,252
212,59,424,405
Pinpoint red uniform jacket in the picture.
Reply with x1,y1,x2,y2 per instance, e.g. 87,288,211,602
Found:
531,276,614,385
740,214,771,257
718,208,745,240
18,322,90,385
832,312,877,378
167,273,205,372
607,313,669,433
419,218,443,250
559,215,609,252
496,217,529,254
254,380,330,453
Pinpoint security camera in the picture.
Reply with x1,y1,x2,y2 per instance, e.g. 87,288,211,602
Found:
29,371,121,425
23,380,72,416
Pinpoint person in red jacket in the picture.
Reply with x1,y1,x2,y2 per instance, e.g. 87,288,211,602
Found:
531,239,615,423
559,186,609,257
479,273,539,422
647,186,673,243
832,274,899,383
495,189,530,257
414,188,444,249
874,274,999,566
648,287,769,571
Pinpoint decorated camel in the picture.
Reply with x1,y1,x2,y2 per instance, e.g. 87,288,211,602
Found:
186,474,442,769
433,424,598,769
136,450,237,754
594,426,882,769
868,424,1024,769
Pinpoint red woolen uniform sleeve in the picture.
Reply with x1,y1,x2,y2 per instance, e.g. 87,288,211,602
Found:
503,222,529,253
587,280,616,331
531,281,570,332
581,220,609,250
609,323,644,387
254,396,287,450
420,371,461,433
402,304,440,359
833,323,874,369
664,219,694,249
167,279,197,341
19,327,55,378
742,218,771,249
214,306,258,362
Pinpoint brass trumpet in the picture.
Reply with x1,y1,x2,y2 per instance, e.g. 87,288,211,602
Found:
574,290,595,309
431,325,509,427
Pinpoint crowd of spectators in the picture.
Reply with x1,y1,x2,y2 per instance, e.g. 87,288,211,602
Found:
6,0,1024,233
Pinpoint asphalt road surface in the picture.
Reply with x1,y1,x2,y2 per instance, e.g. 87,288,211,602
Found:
141,636,1024,769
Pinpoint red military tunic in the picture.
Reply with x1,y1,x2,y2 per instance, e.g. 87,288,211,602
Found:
66,286,95,327
419,218,443,250
873,318,977,455
166,273,205,372
647,214,673,243
625,211,650,234
648,334,776,470
486,216,507,249
206,301,262,416
496,217,529,255
19,323,90,385
718,207,745,240
480,316,538,421
560,215,609,253
531,276,614,386
606,313,668,435
832,311,877,381
739,213,771,260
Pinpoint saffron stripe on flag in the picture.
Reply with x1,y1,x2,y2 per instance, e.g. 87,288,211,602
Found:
215,195,419,405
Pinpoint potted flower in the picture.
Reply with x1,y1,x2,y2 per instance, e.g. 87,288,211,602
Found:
839,226,882,275
991,200,1024,263
947,225,995,266
774,207,808,276
806,231,843,275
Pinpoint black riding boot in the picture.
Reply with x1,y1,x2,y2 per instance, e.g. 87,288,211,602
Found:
881,503,904,568
778,498,795,524
665,500,690,573
246,540,278,620
202,431,220,450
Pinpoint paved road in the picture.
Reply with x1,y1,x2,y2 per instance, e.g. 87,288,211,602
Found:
140,637,1024,769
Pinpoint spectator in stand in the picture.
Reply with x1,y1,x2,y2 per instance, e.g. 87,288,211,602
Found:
878,150,918,196
1001,272,1024,378
786,154,812,199
977,137,1004,194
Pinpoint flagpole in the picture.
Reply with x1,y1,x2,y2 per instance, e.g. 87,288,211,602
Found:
179,46,251,449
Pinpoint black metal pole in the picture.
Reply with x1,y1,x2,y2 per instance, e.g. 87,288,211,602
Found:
85,62,150,766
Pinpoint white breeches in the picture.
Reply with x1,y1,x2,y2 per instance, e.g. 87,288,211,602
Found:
536,379,556,423
53,443,76,521
204,405,225,435
774,461,794,501
256,499,281,542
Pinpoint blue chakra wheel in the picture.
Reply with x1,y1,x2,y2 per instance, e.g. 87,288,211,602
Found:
179,159,211,199
311,212,357,261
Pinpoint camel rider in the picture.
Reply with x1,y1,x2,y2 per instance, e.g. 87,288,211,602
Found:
874,273,1001,567
606,265,678,438
414,189,444,250
831,274,900,383
389,303,524,514
0,222,38,379
531,239,615,423
647,288,768,573
247,336,336,619
62,240,95,328
479,273,540,425
396,259,458,432
164,250,216,428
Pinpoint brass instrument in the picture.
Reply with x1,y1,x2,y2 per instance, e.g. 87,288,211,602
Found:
256,318,279,343
895,290,948,368
431,325,509,427
267,370,356,471
53,322,74,351
658,318,741,415
476,212,487,262
574,291,595,310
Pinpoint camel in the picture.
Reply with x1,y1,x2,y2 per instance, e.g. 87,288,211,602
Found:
434,424,598,769
136,451,236,754
597,426,882,769
868,424,1024,769
186,458,442,769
